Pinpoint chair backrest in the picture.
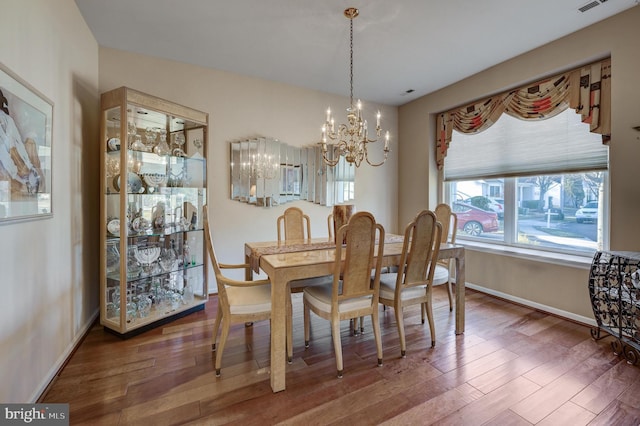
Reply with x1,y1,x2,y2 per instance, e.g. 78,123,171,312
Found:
327,213,334,240
203,205,230,304
333,211,385,303
277,207,311,242
396,210,442,291
434,203,457,244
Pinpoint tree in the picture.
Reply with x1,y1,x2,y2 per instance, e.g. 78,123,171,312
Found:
521,176,561,210
583,172,604,202
564,174,585,208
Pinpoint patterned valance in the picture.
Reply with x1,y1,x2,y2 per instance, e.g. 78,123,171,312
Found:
436,58,611,169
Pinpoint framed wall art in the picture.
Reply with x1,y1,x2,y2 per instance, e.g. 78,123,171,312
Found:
0,63,53,223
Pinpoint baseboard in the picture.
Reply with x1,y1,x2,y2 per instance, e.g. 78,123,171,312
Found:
465,282,597,327
32,308,100,403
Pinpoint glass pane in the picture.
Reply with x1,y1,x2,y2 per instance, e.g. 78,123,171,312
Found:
516,173,603,252
447,180,504,241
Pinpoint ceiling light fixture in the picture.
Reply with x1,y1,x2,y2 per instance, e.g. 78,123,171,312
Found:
319,7,390,167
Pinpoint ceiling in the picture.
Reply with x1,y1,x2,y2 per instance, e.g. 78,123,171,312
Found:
74,0,637,107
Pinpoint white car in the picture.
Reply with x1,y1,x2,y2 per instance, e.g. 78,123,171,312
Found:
576,201,598,223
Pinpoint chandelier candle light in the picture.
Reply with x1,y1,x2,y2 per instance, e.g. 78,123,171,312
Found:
320,7,390,168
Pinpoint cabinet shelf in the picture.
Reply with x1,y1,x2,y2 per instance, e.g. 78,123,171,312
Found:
100,87,208,337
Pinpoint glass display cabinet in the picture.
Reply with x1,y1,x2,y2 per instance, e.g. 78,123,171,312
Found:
100,87,208,337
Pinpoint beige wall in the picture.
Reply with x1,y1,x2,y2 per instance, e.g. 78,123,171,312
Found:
399,6,640,321
98,48,399,283
0,0,100,402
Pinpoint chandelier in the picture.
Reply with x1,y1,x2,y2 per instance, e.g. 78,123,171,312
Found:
237,138,280,180
320,7,390,168
250,152,279,180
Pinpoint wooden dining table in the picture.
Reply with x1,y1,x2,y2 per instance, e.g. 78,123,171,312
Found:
244,235,465,393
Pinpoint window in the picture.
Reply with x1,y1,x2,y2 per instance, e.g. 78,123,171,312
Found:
444,108,608,255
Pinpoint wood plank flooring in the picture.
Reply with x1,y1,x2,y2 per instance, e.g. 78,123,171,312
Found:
40,287,640,425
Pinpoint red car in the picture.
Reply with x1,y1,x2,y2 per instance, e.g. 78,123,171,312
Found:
452,202,499,236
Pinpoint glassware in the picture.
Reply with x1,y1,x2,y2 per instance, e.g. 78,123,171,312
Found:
159,240,178,272
183,239,191,267
137,294,152,318
134,243,162,276
169,290,182,311
130,134,147,152
154,129,172,156
183,278,194,305
105,156,120,179
172,132,187,157
126,300,137,323
144,127,158,152
127,121,138,148
152,202,166,230
106,242,120,274
107,286,119,319
126,247,142,280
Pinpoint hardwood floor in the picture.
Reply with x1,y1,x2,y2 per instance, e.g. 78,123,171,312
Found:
40,287,640,425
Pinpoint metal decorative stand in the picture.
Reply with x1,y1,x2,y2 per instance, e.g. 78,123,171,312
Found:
589,250,640,364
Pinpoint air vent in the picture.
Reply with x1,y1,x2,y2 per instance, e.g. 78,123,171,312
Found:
579,1,600,12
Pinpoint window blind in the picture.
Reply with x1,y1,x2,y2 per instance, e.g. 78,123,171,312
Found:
444,108,608,181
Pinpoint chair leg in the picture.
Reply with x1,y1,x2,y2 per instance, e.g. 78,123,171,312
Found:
215,319,230,377
331,319,343,378
421,303,426,324
303,300,310,348
394,303,407,358
425,301,436,348
211,308,223,351
352,316,365,335
371,311,383,367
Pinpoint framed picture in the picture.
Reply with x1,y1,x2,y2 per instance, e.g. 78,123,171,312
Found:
0,63,53,223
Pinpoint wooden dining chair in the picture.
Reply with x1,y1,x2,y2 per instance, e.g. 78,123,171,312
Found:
379,209,444,357
328,211,365,335
277,206,332,360
433,203,458,311
277,207,334,296
205,205,292,375
303,211,385,378
277,207,311,242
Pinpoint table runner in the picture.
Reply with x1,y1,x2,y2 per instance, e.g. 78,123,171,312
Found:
247,234,404,273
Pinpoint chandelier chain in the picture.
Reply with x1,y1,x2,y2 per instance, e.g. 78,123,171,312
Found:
349,17,354,109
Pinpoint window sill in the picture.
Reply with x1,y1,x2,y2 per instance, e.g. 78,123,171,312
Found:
456,239,594,269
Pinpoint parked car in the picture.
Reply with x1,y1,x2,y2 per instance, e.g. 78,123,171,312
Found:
452,202,500,236
463,196,504,218
576,201,598,223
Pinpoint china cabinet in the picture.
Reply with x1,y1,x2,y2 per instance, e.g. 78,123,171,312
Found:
100,87,208,337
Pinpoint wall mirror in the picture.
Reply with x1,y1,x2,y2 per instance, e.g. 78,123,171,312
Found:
230,138,355,207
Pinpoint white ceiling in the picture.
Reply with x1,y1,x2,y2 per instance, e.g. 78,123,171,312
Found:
74,0,638,106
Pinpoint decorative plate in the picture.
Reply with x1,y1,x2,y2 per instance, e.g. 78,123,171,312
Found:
107,137,120,151
113,173,143,193
107,219,120,236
